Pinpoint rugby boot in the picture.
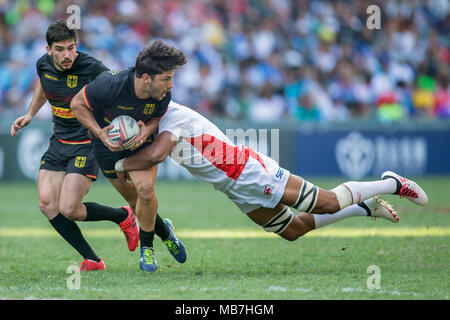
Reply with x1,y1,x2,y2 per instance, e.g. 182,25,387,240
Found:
163,218,187,263
140,247,158,272
118,206,139,251
80,258,106,271
359,195,399,223
381,171,428,206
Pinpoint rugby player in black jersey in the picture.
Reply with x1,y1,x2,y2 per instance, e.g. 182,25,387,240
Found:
71,40,187,272
10,21,180,271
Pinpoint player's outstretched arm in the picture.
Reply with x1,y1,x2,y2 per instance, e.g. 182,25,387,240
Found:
71,87,122,151
116,131,176,172
10,79,47,136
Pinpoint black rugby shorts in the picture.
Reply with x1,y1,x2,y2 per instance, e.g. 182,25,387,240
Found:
93,134,155,179
40,135,99,180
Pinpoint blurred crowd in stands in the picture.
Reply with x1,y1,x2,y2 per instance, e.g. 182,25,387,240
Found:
0,0,449,123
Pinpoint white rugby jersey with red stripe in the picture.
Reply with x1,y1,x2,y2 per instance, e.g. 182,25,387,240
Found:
159,101,268,192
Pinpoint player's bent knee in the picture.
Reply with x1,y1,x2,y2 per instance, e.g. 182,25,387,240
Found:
330,184,353,210
279,216,309,241
59,203,82,221
38,198,58,217
281,230,301,241
135,183,155,202
263,207,294,236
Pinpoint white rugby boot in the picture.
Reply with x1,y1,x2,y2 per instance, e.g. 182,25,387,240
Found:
381,171,428,206
358,195,399,223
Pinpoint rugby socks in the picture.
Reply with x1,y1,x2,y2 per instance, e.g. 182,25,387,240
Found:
154,214,170,240
83,203,170,239
312,204,367,229
357,201,372,217
139,228,155,249
84,202,128,224
49,213,100,262
337,179,397,206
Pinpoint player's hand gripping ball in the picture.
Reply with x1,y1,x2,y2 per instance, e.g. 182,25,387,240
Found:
108,115,140,149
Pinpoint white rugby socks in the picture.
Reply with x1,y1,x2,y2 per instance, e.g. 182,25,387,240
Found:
335,179,397,207
312,204,367,229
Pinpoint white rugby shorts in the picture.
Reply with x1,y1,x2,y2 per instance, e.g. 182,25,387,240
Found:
224,153,290,214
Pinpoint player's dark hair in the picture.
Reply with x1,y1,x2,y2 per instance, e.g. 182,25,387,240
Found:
135,40,187,78
46,19,77,47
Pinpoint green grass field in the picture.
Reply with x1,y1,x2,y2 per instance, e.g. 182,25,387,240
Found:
0,177,449,300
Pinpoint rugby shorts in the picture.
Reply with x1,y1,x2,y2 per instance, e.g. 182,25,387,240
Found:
40,135,98,180
93,134,155,179
224,152,290,214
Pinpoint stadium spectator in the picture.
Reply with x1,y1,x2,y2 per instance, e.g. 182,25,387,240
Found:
0,0,448,123
434,74,450,118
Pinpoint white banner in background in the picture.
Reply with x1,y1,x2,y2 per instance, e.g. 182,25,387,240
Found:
336,131,427,179
336,132,375,179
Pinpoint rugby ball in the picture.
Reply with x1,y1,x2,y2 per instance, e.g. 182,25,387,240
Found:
108,115,139,149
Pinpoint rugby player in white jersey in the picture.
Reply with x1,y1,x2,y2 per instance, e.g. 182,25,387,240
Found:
114,102,428,240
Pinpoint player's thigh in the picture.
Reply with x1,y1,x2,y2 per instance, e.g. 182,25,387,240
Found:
247,203,287,227
280,174,339,213
128,166,158,200
247,204,313,241
59,173,93,214
247,204,297,240
37,169,66,218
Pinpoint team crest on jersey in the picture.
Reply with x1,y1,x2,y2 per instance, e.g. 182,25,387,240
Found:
67,75,78,88
143,104,155,115
264,185,273,196
74,156,86,168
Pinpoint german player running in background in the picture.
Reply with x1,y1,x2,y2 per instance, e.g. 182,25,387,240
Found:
71,40,187,272
10,21,176,271
114,101,428,245
10,20,136,271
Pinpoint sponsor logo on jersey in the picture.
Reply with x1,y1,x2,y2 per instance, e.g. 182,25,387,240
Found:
74,156,86,168
118,105,134,110
67,75,78,88
275,168,284,180
143,104,155,115
44,73,58,81
52,105,76,119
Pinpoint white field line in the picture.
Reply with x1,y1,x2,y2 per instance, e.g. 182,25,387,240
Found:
269,286,420,296
0,226,449,238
